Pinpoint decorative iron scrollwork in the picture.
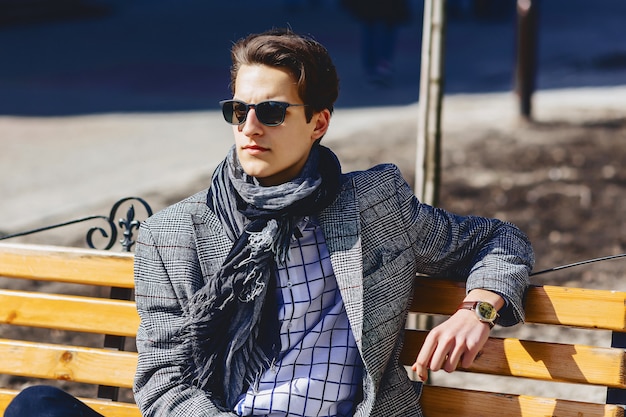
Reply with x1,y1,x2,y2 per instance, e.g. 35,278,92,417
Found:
0,197,153,252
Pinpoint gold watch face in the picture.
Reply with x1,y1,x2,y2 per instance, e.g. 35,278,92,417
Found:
476,301,497,321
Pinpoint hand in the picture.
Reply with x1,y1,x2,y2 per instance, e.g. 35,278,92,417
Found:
411,289,503,382
411,308,490,382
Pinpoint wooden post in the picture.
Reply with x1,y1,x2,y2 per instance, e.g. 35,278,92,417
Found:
515,0,539,120
412,0,446,382
415,0,446,207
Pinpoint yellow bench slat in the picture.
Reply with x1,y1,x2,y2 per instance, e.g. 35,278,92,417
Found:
421,385,625,417
412,277,626,331
525,285,626,331
402,330,626,388
77,397,141,417
0,289,139,336
0,389,141,417
0,339,137,388
0,243,134,288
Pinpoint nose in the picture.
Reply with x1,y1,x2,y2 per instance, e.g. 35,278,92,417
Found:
240,107,263,135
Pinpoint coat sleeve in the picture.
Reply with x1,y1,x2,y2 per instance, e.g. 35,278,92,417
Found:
133,221,237,417
391,165,535,326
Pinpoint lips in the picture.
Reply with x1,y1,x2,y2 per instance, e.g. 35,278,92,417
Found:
243,144,269,155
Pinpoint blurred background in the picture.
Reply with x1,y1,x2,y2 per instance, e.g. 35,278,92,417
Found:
1,0,625,114
1,0,626,236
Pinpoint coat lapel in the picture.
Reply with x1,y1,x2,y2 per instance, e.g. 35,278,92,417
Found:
188,191,232,284
319,179,365,351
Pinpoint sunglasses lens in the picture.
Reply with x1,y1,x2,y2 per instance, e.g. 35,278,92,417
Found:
221,100,248,125
256,101,287,126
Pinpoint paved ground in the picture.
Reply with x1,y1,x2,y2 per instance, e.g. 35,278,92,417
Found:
2,0,626,238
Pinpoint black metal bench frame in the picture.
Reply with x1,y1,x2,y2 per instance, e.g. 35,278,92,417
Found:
0,196,153,401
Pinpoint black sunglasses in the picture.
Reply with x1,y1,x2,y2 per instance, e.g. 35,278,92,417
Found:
219,99,307,127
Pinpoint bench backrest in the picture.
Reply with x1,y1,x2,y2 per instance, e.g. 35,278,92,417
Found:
0,243,139,417
1,242,625,417
408,277,626,417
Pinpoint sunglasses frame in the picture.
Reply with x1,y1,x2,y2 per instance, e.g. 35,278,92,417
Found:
219,99,307,127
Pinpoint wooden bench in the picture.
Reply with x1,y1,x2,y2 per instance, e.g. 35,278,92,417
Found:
0,242,139,417
1,241,625,417
407,278,626,416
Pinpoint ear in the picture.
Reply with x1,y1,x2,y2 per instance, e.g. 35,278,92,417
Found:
311,109,331,141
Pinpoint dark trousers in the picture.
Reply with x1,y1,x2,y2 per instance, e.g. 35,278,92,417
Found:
4,385,104,417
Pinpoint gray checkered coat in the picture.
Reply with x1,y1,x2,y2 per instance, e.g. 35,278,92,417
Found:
133,164,533,417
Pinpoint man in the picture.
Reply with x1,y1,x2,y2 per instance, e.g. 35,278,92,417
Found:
132,28,533,417
5,28,533,417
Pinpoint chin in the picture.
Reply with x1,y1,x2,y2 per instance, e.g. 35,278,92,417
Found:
240,163,272,180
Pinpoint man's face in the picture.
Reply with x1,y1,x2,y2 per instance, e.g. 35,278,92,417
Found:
231,64,330,186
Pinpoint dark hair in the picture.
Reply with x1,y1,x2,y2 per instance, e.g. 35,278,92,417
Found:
229,28,339,121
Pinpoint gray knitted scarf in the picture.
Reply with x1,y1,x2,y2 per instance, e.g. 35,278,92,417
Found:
181,144,341,409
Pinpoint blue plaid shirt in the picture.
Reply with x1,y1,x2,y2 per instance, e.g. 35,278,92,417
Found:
235,218,363,416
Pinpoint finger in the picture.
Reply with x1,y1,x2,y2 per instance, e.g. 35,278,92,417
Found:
429,338,455,372
413,366,428,382
412,336,438,382
459,327,489,368
412,349,433,381
411,361,429,382
460,348,481,369
444,346,464,373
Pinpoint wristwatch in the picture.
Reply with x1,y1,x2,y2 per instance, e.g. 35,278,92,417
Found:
457,301,499,328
